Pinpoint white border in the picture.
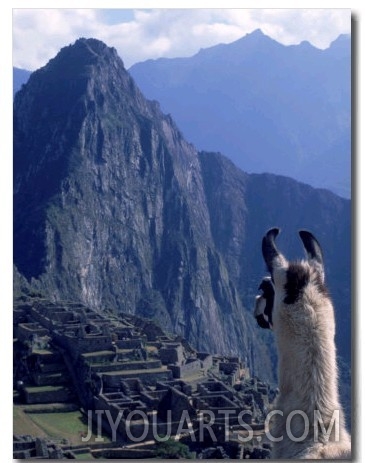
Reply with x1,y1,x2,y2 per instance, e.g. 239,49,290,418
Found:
3,3,363,462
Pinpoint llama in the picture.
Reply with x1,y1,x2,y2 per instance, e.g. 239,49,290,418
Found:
259,227,351,459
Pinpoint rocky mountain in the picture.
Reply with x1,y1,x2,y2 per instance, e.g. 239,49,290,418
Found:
14,38,351,386
130,30,351,198
199,152,351,365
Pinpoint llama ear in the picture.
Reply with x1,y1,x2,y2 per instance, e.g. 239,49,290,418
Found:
299,230,325,279
262,228,288,274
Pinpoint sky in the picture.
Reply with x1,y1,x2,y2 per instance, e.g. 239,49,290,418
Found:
12,8,352,71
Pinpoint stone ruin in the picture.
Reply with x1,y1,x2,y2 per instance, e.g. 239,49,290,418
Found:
13,297,276,459
13,435,72,459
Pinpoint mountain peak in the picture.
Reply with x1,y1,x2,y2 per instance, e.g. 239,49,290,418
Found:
328,33,351,54
246,28,264,37
330,33,350,45
41,37,124,78
247,28,266,38
14,37,259,363
298,39,316,49
70,37,122,64
130,27,350,198
15,36,147,123
234,28,279,47
184,30,279,69
62,37,118,59
75,37,112,53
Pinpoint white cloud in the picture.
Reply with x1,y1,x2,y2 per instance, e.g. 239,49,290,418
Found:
12,8,351,71
12,9,100,70
248,9,351,49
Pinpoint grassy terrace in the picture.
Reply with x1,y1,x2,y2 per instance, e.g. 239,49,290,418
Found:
102,366,169,376
88,359,161,373
14,405,111,447
24,385,67,393
81,349,136,363
32,348,55,355
81,350,116,358
82,348,136,357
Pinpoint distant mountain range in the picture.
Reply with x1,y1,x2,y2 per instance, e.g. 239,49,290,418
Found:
13,67,31,98
14,37,350,377
13,31,351,198
129,29,351,198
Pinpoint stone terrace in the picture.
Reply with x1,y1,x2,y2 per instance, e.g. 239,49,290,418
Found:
13,298,275,459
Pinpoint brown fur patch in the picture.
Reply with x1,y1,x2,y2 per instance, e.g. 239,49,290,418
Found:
284,262,310,304
284,262,329,304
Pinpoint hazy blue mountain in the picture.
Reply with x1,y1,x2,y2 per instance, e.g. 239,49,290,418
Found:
13,67,31,98
130,30,351,198
14,38,351,392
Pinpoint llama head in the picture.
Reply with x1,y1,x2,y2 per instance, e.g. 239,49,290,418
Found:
261,228,329,331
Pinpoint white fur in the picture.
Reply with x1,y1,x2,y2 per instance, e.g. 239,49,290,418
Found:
269,260,351,459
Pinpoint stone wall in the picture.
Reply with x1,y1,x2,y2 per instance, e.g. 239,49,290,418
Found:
168,358,201,379
156,379,193,396
115,339,145,349
17,323,49,342
102,369,173,388
159,343,184,365
91,359,162,374
23,386,74,404
13,436,66,459
13,306,29,325
219,361,240,385
197,379,234,400
197,352,213,370
53,330,113,355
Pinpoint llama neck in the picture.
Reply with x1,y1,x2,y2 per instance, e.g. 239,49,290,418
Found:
276,327,341,418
